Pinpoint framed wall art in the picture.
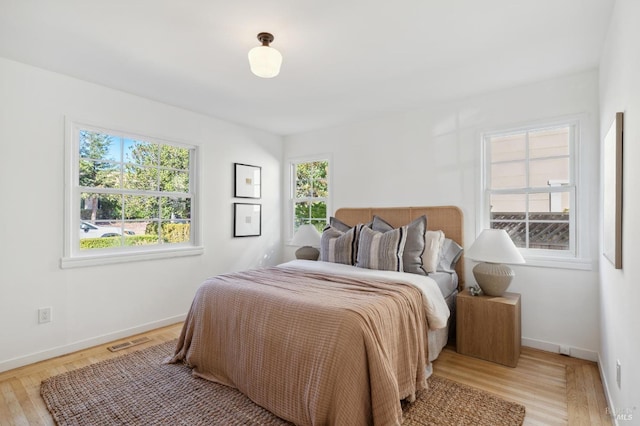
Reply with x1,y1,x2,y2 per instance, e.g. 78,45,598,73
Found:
234,203,261,237
603,112,623,269
234,163,261,198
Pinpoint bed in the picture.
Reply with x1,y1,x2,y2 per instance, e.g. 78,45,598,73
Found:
168,206,464,425
334,206,465,352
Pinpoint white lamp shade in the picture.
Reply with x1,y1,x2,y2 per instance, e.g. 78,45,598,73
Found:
248,45,282,78
290,224,321,248
466,229,525,264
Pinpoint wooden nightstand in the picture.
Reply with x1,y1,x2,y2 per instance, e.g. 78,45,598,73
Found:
456,289,521,367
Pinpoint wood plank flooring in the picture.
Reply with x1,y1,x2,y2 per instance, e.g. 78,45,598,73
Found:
434,346,612,425
0,323,612,425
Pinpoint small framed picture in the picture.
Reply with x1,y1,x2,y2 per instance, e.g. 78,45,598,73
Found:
234,163,261,198
234,203,261,237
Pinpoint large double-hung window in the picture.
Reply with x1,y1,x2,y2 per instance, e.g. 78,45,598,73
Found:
62,120,200,267
481,121,579,259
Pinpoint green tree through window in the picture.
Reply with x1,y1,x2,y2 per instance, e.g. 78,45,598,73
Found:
293,160,329,233
76,128,194,251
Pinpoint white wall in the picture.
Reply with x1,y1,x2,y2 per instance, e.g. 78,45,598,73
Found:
284,70,601,359
598,0,640,422
0,58,282,372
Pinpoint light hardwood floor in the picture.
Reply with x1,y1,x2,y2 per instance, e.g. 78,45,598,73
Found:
434,346,612,425
0,323,612,425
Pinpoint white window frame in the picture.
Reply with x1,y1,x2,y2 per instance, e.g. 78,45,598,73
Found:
61,118,202,268
286,155,332,242
477,116,591,270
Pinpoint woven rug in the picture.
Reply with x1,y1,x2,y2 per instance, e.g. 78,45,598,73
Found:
41,341,525,425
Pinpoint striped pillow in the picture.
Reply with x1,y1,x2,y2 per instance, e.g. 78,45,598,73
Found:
356,225,408,272
372,215,427,275
320,224,362,265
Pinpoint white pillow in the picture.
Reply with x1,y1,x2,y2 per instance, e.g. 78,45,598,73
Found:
422,230,445,273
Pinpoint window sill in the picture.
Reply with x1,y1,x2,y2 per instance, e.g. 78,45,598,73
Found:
518,255,593,271
60,246,204,269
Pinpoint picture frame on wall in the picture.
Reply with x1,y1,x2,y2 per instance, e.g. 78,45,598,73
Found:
234,163,261,199
234,203,262,237
603,112,623,269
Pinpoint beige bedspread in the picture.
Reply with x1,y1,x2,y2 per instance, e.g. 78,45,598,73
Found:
168,261,447,425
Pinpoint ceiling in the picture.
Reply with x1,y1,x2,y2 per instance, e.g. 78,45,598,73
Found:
0,0,614,136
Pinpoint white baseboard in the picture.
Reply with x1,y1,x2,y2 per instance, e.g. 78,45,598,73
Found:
522,337,598,362
0,314,186,374
598,353,619,426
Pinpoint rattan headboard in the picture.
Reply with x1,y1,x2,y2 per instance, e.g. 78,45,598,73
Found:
334,206,464,289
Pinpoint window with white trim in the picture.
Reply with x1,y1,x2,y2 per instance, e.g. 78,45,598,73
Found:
481,122,577,256
63,120,199,266
290,159,329,234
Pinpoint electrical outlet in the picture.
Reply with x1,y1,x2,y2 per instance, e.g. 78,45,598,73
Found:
616,360,621,389
38,307,52,324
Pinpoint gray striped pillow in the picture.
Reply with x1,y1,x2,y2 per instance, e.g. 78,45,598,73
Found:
372,215,427,275
320,224,362,265
356,225,408,272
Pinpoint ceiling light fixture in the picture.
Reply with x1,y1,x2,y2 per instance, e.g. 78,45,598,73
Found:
248,32,282,78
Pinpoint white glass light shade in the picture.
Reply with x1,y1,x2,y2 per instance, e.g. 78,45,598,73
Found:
466,229,525,264
248,45,282,78
290,224,321,248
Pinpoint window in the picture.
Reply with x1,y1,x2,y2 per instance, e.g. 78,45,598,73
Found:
481,121,577,257
63,120,201,267
290,159,330,235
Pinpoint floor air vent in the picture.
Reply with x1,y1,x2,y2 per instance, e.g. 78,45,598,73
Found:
107,336,151,352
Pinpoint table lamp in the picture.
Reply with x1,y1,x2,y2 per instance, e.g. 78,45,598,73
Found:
291,224,322,260
465,229,525,296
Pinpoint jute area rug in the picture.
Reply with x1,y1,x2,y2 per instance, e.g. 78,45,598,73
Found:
41,341,525,425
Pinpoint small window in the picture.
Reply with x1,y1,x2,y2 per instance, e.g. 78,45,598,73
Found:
63,120,200,267
290,159,329,234
482,123,576,255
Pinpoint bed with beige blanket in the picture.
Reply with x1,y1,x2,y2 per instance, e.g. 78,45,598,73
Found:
168,206,464,425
